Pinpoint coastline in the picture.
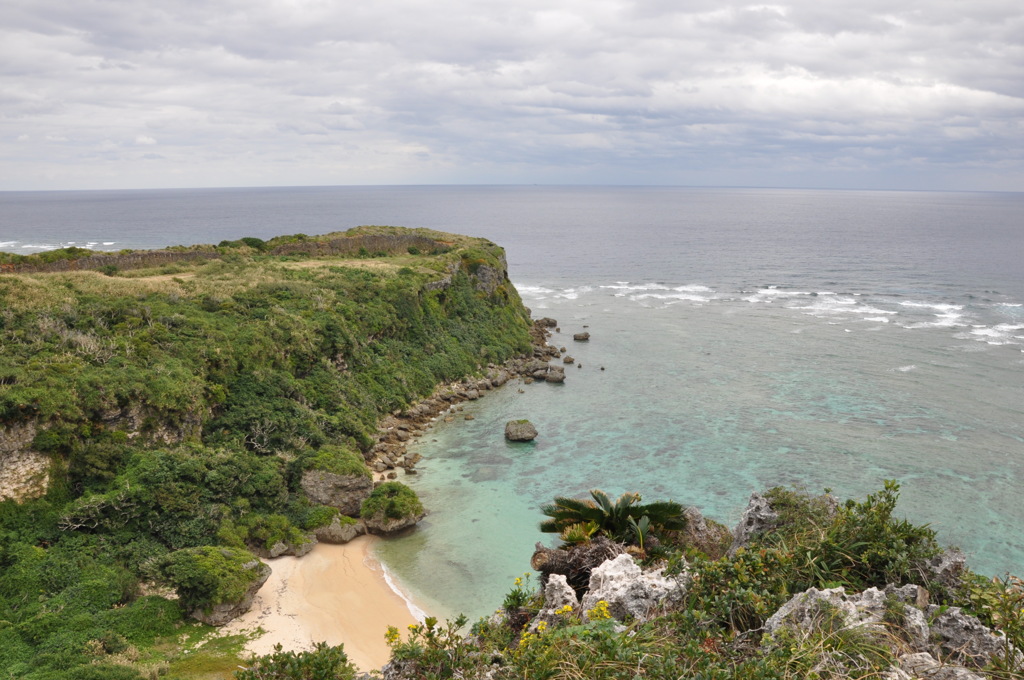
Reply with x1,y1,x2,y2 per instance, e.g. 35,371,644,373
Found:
222,536,422,673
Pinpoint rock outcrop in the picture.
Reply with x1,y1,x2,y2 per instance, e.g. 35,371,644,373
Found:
580,554,690,623
505,419,538,442
0,422,50,501
573,332,590,341
300,470,373,516
191,559,271,627
730,492,779,554
529,574,580,633
314,516,367,544
363,509,426,534
764,584,1021,675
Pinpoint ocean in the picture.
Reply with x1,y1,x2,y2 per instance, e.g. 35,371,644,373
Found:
2,185,1022,622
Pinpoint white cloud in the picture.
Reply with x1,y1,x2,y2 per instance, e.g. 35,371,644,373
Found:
0,0,1021,190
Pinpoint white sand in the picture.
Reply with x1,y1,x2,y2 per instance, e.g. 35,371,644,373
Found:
221,537,421,672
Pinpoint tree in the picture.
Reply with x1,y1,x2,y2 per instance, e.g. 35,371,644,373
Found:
539,489,686,546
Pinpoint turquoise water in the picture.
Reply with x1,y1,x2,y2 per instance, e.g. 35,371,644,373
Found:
376,285,1024,623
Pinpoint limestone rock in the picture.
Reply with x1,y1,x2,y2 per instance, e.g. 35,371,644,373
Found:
314,516,367,544
528,574,580,632
261,534,318,559
681,506,733,558
573,332,590,341
563,356,575,364
580,554,689,623
729,492,779,554
300,469,373,516
536,317,558,327
899,652,985,680
363,509,426,535
925,547,968,592
926,604,1022,668
544,366,566,383
192,559,271,626
505,419,538,442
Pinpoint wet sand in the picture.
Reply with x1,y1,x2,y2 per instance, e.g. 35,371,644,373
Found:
221,536,421,672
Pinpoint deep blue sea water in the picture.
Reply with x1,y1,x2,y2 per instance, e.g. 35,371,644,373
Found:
2,185,1023,621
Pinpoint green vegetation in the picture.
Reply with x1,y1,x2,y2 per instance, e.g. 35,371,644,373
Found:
157,546,266,614
539,489,687,547
360,481,424,521
0,227,532,679
235,642,358,680
372,483,1023,680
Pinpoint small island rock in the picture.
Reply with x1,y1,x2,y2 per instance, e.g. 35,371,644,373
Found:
573,332,590,341
505,419,538,441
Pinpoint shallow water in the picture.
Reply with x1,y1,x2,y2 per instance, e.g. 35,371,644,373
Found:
376,281,1024,623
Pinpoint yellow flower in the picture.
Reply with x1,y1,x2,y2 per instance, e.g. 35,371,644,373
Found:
514,577,523,586
408,624,418,631
587,600,612,621
536,621,548,633
384,626,400,645
556,604,574,616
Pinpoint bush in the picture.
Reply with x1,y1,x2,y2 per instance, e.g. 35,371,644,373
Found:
157,546,265,613
235,642,358,680
360,482,423,521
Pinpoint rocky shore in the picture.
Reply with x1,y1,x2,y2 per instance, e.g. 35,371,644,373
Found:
364,316,567,477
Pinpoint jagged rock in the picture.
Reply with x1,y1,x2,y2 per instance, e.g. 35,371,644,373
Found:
536,317,558,327
314,517,366,544
363,510,426,535
563,355,575,364
545,366,565,383
580,554,689,623
528,574,580,632
466,389,480,400
300,470,373,516
532,537,626,596
262,534,317,559
680,506,733,558
763,584,1019,675
192,559,271,626
899,652,985,680
573,332,590,341
729,492,779,554
925,547,968,593
505,420,538,441
926,604,1022,668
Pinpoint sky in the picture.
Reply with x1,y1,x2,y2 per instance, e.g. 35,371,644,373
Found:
2,0,1022,192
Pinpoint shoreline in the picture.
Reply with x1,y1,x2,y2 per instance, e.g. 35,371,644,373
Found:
222,536,422,673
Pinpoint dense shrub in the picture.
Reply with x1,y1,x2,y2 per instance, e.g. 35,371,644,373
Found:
157,546,265,613
360,482,424,521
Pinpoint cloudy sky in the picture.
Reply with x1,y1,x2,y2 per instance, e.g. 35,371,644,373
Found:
2,0,1022,191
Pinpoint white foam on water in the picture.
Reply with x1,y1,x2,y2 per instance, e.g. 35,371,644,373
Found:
103,242,116,245
0,241,16,248
865,317,891,323
898,301,968,329
631,292,711,303
893,364,918,372
969,324,1024,346
378,561,429,623
517,285,557,298
744,288,813,303
555,285,593,300
600,283,671,291
19,243,61,251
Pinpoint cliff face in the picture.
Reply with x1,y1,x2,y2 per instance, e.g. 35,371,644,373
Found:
0,423,48,501
0,227,532,500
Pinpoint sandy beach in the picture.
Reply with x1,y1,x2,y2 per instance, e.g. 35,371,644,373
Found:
222,536,421,672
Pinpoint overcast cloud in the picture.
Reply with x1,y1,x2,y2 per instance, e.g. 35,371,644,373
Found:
2,0,1022,190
